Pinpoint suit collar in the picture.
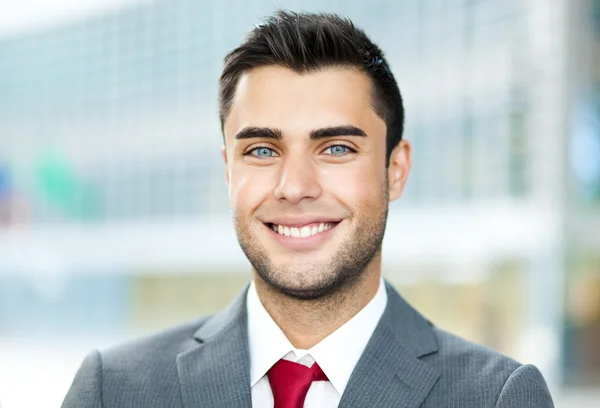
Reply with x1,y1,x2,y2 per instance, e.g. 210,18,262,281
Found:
338,281,440,408
379,280,439,358
177,286,252,408
307,277,388,395
192,285,250,342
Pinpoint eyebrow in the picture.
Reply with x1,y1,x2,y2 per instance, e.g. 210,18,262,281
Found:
234,127,282,140
309,125,367,140
233,125,367,141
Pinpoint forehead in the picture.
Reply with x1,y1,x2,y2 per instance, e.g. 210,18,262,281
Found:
223,65,384,139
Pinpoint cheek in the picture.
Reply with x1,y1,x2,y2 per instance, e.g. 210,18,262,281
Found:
229,166,275,214
322,164,386,208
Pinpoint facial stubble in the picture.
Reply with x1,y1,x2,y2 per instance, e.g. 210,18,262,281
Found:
233,180,389,301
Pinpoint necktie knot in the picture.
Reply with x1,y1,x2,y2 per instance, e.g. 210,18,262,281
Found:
267,359,329,408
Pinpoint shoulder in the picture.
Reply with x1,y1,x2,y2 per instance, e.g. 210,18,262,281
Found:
430,326,521,376
100,315,212,369
421,327,553,407
100,316,211,405
63,316,214,408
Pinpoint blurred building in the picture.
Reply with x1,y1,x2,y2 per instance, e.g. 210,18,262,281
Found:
1,0,600,403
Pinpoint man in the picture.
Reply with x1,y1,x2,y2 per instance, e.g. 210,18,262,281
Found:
63,10,554,408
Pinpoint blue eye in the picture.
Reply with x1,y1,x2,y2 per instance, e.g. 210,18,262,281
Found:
249,147,278,157
324,145,352,156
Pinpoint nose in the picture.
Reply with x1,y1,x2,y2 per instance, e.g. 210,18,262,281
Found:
273,153,322,204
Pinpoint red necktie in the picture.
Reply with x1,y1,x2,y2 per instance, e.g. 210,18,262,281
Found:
267,359,329,408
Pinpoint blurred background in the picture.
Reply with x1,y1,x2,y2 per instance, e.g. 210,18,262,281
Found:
0,0,599,406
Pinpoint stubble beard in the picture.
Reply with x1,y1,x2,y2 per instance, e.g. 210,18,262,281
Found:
233,183,389,301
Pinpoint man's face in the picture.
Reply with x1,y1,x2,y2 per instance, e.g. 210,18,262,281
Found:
222,65,409,300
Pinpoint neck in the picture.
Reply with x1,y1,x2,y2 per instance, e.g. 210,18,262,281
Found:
253,254,382,350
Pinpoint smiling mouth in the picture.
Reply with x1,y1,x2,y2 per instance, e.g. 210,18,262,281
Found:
266,222,339,238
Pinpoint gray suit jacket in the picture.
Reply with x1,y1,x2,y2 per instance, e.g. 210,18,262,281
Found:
62,281,554,407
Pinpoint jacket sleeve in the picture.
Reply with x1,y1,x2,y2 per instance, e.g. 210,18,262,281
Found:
61,349,103,408
494,364,554,408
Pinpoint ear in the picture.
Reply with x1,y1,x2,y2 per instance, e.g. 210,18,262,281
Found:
221,145,230,186
387,140,411,202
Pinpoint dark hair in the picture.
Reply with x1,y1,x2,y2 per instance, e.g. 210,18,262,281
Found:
218,10,404,166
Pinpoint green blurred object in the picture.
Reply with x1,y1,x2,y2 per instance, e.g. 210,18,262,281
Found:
34,153,99,220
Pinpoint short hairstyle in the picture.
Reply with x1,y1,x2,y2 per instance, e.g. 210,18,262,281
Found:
218,10,404,166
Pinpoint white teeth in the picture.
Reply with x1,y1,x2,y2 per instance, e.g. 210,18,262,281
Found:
272,222,336,238
300,226,311,237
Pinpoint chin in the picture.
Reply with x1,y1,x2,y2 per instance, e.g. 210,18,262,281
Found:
258,265,352,300
270,281,340,300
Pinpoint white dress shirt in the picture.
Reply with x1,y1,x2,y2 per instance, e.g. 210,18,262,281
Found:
246,278,388,408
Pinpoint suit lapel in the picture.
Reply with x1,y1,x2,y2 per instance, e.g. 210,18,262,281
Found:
177,287,252,408
339,281,441,408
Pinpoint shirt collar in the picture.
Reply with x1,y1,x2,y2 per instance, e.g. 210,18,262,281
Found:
246,280,296,387
246,277,388,395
